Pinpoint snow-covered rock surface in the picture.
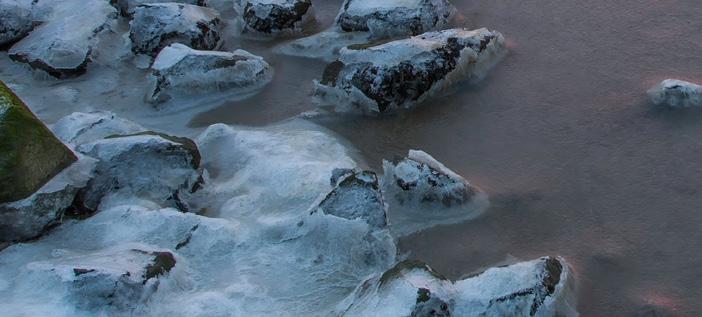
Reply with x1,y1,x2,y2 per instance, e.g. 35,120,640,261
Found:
382,150,489,236
277,0,457,60
648,79,702,108
336,0,456,38
110,0,205,17
51,111,147,147
0,0,35,46
147,43,273,104
75,132,202,211
0,156,96,242
314,28,506,113
8,0,117,78
129,3,222,57
312,169,388,228
337,257,577,316
235,0,314,35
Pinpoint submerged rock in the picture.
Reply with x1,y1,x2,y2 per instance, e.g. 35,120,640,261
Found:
314,28,506,113
336,0,456,39
236,0,314,35
338,257,576,316
147,43,273,104
75,131,202,211
0,0,36,47
382,150,479,207
648,79,702,108
110,0,205,17
0,81,77,204
8,0,117,78
129,3,222,57
24,245,178,310
312,169,387,228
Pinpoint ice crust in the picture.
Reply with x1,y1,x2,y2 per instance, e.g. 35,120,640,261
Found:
648,79,702,108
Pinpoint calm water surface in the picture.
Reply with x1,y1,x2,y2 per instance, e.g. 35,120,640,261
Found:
192,1,702,315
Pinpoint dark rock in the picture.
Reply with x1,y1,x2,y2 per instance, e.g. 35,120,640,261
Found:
239,0,313,34
313,169,387,228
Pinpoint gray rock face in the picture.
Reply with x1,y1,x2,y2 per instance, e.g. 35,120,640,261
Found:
147,43,273,104
0,0,35,47
336,0,456,39
648,79,702,108
75,132,202,211
312,169,387,228
382,150,478,208
129,3,222,57
8,0,117,78
25,246,177,310
314,28,505,113
110,0,205,17
238,0,313,34
0,156,96,242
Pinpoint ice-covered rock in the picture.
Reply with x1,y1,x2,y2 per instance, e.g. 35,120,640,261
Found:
23,245,178,310
0,0,35,47
312,169,388,228
314,28,506,113
8,0,117,78
0,156,96,242
110,0,205,17
51,111,147,147
337,257,577,316
0,81,77,204
129,3,222,57
648,79,702,108
75,132,202,211
147,43,273,104
336,0,456,39
381,150,489,236
235,0,314,35
276,0,457,60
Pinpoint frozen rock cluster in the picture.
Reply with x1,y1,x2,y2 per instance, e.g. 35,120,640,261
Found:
649,79,702,108
235,0,315,35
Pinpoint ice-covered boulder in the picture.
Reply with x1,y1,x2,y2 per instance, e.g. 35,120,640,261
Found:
51,111,147,147
22,245,178,310
8,0,117,78
336,0,456,39
314,28,506,113
0,156,96,242
75,132,202,211
129,3,222,57
0,0,36,47
648,79,702,108
383,150,479,207
110,0,206,17
337,257,577,316
0,81,77,204
312,169,387,228
236,0,314,35
146,43,273,104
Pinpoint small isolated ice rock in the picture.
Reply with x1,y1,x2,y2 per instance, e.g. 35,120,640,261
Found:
383,150,479,207
0,0,36,46
129,3,222,57
312,169,388,228
76,132,202,211
110,0,206,17
314,28,506,113
337,0,456,39
51,111,147,147
8,0,117,78
236,0,314,35
338,257,577,317
23,245,179,310
147,43,273,104
648,79,702,108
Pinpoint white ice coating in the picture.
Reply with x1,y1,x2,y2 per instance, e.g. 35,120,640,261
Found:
0,0,34,46
111,0,203,16
148,44,273,105
51,111,147,146
648,79,702,108
8,0,117,75
344,0,424,14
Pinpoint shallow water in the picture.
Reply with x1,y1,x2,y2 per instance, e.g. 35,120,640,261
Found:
192,1,702,315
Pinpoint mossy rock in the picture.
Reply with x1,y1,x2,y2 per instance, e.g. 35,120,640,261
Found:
0,81,77,203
